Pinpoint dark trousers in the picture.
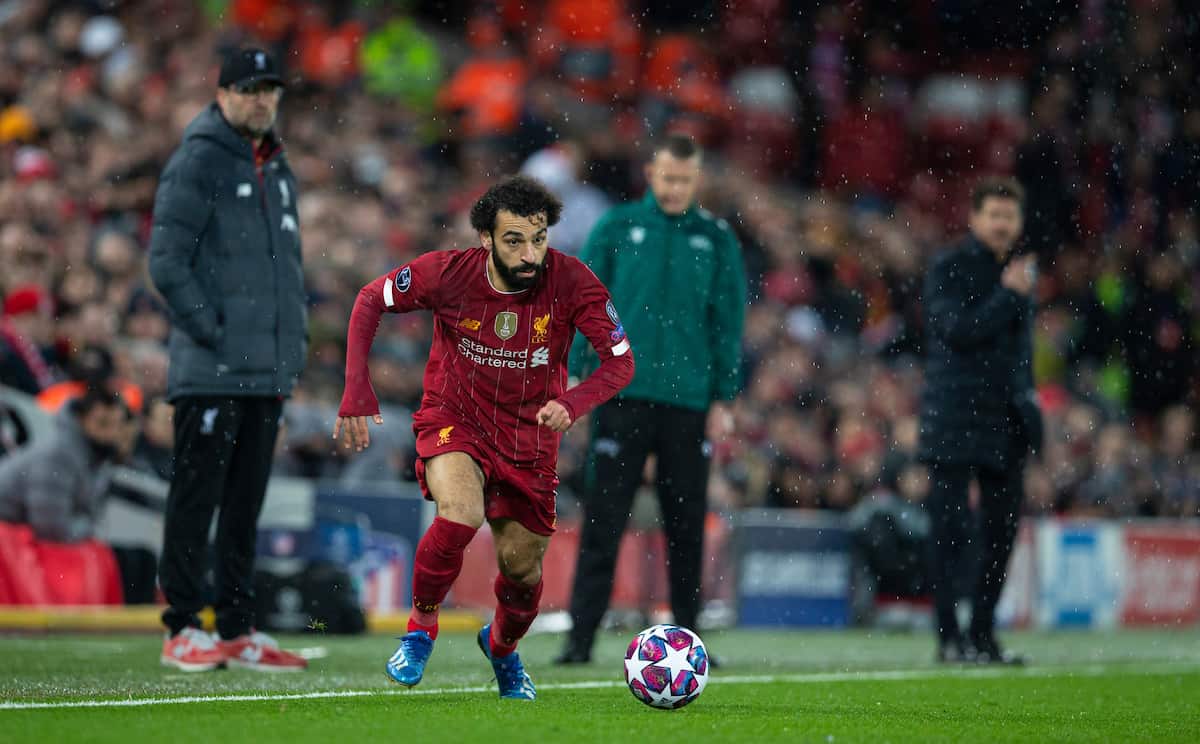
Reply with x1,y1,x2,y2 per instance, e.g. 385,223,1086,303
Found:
566,399,709,652
926,459,1024,645
159,396,281,638
111,545,158,605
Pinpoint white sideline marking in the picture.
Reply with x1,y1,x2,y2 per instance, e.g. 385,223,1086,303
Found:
2,661,1197,711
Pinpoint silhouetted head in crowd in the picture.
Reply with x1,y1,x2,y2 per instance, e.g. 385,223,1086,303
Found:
70,387,125,462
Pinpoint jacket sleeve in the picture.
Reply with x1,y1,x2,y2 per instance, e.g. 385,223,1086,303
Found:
708,224,747,401
557,262,634,422
148,150,221,348
924,254,1022,351
568,212,617,379
338,254,445,417
23,463,90,542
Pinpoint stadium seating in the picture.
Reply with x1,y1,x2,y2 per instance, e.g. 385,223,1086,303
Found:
0,521,123,605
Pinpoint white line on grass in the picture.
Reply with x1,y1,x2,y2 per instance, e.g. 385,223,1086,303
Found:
3,661,1197,711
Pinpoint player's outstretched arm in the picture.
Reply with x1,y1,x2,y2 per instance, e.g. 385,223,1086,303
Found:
333,275,390,450
555,342,633,425
334,257,445,450
553,266,635,425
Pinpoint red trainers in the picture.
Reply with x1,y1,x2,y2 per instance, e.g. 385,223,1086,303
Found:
219,630,308,672
161,627,225,672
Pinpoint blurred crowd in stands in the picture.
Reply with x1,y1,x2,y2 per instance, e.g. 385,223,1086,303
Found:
0,0,1197,533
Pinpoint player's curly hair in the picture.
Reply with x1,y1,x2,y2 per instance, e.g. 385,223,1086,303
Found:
469,175,563,233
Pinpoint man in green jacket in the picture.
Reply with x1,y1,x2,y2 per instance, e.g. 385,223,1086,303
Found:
557,135,746,663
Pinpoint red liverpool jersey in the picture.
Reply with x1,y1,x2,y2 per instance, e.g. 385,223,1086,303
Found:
339,246,634,466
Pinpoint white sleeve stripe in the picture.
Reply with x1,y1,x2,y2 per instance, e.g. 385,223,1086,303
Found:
383,277,395,307
611,338,630,356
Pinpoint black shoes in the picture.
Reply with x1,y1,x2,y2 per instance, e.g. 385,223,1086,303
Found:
938,634,1027,665
553,647,592,665
970,634,1027,666
936,636,973,664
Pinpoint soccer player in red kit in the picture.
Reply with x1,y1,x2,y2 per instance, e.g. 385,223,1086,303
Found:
333,176,634,699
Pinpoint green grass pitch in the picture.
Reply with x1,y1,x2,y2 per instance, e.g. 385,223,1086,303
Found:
3,629,1199,743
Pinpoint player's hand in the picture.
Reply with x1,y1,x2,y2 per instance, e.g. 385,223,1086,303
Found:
332,414,384,452
536,401,572,432
1001,255,1037,296
707,402,735,441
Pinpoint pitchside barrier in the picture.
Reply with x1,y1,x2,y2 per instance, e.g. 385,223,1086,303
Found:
382,501,1198,630
730,511,1200,630
251,479,428,620
731,509,852,627
4,452,1199,631
443,509,1200,630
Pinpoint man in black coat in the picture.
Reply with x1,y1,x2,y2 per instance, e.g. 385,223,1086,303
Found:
148,48,307,672
918,178,1041,664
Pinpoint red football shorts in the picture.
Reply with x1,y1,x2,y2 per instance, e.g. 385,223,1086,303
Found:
413,420,559,536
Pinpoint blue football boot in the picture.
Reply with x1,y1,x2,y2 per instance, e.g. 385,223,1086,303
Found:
385,630,434,687
477,624,536,700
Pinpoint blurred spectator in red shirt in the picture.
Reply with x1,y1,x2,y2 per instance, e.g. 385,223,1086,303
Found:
0,286,58,395
720,0,787,67
294,3,364,88
437,13,527,140
821,77,909,203
231,0,295,42
526,0,640,103
641,33,727,140
726,64,801,180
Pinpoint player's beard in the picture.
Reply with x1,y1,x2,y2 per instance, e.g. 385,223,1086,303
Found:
491,245,545,290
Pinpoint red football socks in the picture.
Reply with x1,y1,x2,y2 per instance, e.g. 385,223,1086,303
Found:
489,573,543,657
407,516,478,639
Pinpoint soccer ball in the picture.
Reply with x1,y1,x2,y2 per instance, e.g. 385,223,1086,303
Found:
623,624,709,710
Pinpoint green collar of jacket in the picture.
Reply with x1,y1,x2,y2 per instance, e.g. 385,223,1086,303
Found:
641,190,697,222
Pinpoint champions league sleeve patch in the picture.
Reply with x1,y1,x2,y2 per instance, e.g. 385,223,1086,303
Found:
384,265,412,307
606,299,621,327
606,299,627,343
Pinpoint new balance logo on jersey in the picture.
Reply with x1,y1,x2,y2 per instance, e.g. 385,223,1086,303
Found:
530,347,550,367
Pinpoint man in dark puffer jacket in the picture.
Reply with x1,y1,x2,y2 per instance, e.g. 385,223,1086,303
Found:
918,177,1041,666
148,47,307,672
